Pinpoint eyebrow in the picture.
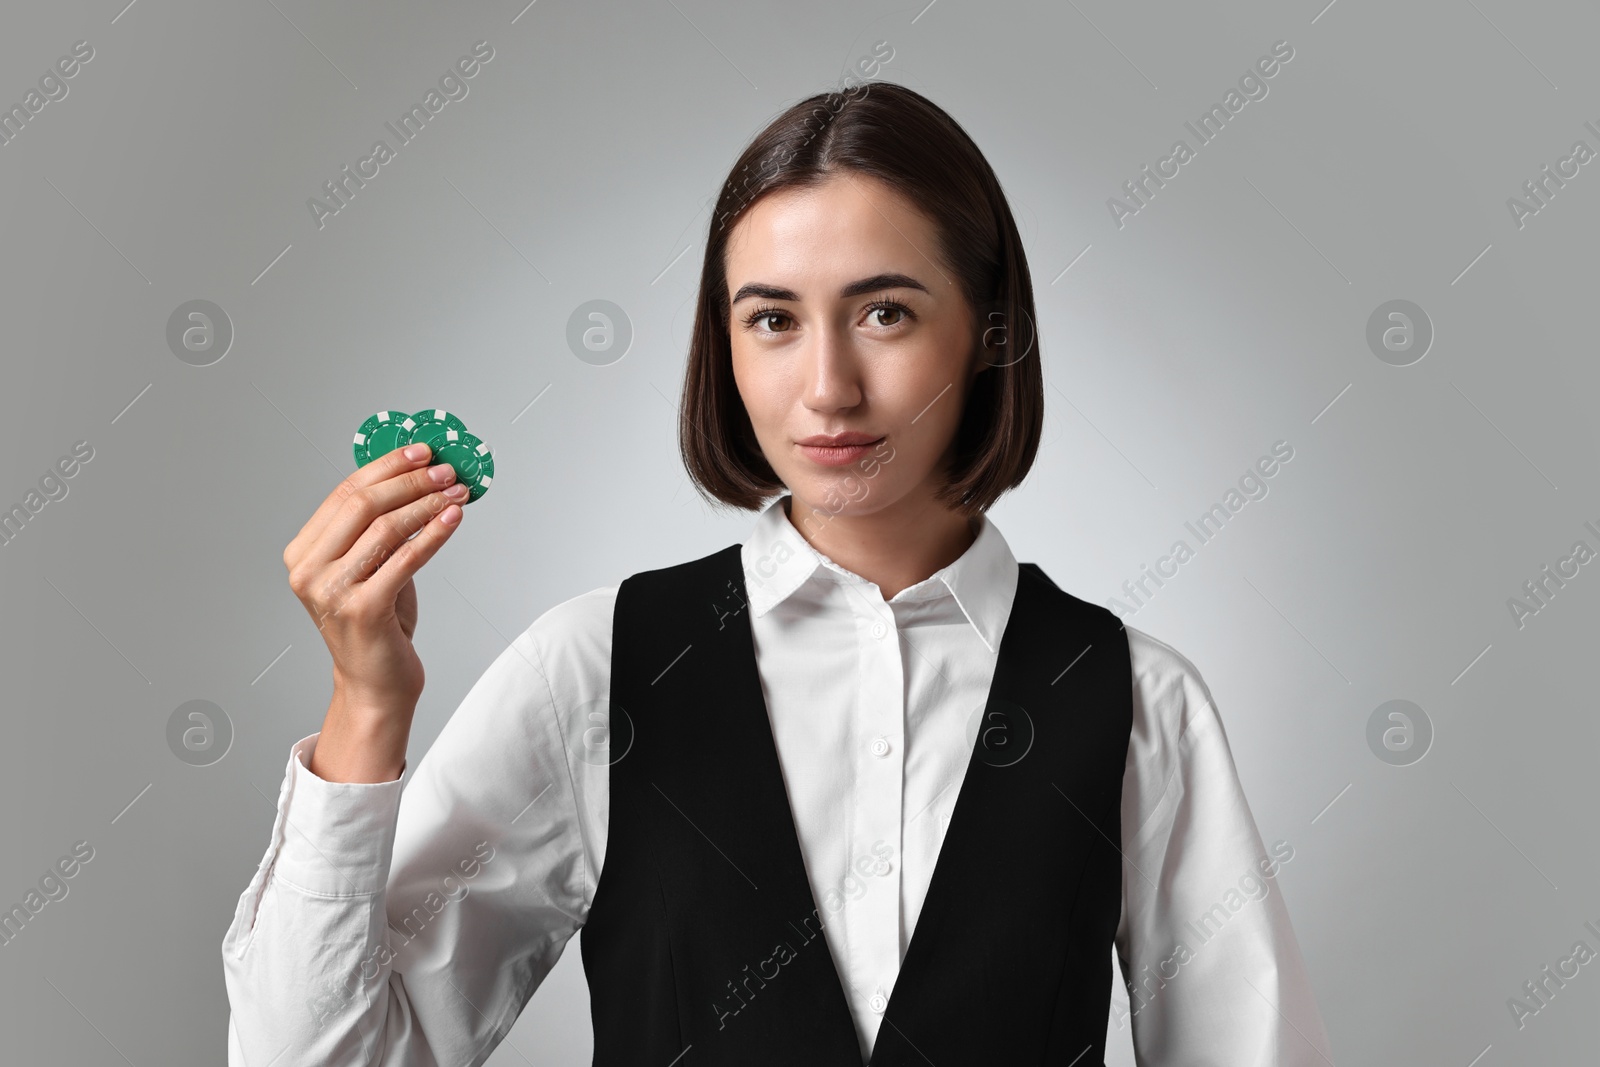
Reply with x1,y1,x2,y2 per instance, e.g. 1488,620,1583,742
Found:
729,272,929,306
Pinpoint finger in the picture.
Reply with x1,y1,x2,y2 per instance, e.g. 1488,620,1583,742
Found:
303,453,460,573
307,489,459,629
334,486,463,591
285,442,437,571
354,495,464,607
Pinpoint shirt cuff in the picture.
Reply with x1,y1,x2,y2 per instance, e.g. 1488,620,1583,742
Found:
273,731,407,898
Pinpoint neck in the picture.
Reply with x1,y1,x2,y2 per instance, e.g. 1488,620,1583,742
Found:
783,492,979,601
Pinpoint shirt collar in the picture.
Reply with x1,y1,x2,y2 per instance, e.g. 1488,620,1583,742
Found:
740,494,1019,654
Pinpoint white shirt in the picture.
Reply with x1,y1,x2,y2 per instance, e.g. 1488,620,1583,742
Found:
222,494,1334,1066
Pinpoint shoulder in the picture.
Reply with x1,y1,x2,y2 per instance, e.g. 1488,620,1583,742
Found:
518,585,620,686
432,585,620,726
1124,622,1221,741
518,542,741,672
1121,622,1236,814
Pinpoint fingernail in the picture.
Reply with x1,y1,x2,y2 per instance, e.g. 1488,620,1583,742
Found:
443,483,469,499
403,443,430,461
428,464,456,484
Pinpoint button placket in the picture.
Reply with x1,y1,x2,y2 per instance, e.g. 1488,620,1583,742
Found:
852,591,904,1030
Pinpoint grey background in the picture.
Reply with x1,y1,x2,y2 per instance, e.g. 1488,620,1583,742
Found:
2,0,1596,1063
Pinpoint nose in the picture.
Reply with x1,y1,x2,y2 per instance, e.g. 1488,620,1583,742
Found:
802,325,863,413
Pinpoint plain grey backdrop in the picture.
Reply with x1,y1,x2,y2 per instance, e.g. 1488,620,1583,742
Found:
2,0,1597,1063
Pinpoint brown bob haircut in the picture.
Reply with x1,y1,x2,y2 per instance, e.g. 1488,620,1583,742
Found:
678,80,1043,517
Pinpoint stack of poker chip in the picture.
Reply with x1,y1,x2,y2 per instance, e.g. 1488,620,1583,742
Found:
352,409,495,503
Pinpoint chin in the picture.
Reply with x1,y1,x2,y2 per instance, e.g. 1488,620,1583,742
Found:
787,477,910,520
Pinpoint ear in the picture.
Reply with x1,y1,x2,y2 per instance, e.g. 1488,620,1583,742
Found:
968,354,990,383
972,295,1011,371
971,302,1007,377
972,299,1032,374
969,332,997,380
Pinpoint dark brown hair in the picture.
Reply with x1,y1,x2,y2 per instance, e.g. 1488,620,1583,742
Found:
679,81,1042,516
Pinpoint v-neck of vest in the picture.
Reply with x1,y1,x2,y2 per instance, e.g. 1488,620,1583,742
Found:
592,540,1131,1064
714,543,1052,1054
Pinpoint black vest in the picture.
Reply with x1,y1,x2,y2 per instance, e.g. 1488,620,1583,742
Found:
581,543,1133,1065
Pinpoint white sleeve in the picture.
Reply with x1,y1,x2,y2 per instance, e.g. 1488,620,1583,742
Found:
1113,625,1336,1066
221,595,609,1066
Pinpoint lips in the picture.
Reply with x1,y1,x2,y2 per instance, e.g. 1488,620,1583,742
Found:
795,433,885,468
796,432,884,447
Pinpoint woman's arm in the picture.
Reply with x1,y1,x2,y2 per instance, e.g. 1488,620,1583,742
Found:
221,597,609,1065
1114,625,1336,1065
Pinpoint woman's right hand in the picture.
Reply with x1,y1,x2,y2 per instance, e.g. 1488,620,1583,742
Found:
282,442,469,781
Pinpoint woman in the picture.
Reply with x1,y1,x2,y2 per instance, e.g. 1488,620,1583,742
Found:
222,82,1334,1065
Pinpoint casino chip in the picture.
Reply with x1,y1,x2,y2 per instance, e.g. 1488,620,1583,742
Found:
353,410,417,467
399,409,468,453
422,428,494,502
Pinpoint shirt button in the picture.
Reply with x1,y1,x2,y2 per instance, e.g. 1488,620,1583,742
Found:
870,737,890,758
870,620,887,639
868,992,888,1013
876,859,893,876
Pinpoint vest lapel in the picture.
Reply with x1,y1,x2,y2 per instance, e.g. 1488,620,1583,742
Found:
659,544,864,1053
864,562,1130,1065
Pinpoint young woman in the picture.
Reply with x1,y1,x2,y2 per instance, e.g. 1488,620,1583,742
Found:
223,83,1334,1065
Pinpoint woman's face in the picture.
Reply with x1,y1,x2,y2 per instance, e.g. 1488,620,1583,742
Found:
724,171,987,522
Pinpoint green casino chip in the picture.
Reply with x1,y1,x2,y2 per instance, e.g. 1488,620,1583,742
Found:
400,409,468,454
353,410,417,467
423,428,494,502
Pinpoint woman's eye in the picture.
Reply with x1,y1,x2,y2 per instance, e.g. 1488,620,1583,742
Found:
871,306,904,327
745,309,791,332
